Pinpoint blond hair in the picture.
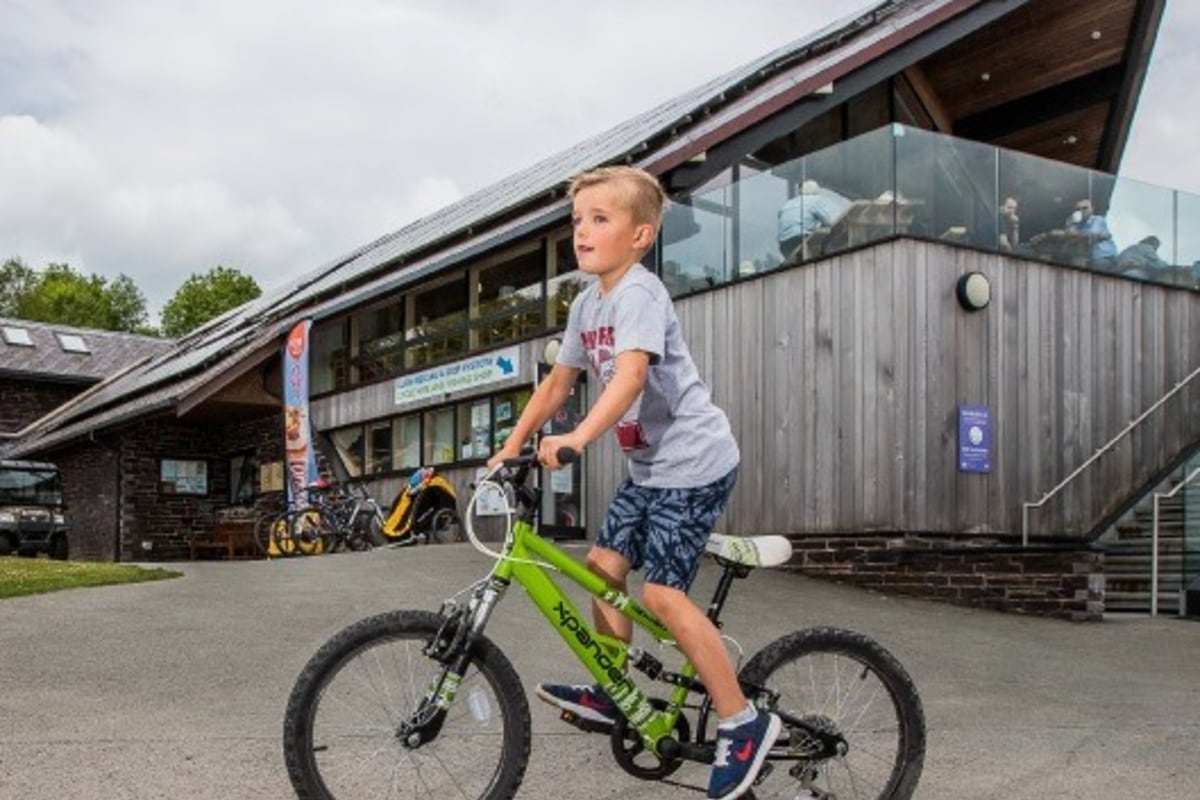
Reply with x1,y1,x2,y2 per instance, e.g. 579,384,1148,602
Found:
569,166,668,233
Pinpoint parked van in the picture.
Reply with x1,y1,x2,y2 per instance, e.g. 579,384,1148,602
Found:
0,460,69,560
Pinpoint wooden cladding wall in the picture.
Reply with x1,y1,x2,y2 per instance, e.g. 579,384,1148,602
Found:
586,240,1200,541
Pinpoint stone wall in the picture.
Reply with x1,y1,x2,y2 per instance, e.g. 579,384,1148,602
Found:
116,414,282,561
0,377,85,434
52,440,120,561
789,533,1105,621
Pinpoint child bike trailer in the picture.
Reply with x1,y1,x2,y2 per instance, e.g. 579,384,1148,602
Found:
381,466,460,544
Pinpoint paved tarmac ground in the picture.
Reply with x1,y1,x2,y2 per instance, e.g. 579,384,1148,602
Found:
1,543,1197,799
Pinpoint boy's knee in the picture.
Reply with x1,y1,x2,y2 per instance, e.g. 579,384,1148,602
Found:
641,582,685,616
587,546,630,585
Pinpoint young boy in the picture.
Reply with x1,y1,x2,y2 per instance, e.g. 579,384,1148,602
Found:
487,166,780,800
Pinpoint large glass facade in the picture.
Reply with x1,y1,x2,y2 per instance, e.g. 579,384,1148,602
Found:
660,124,1200,299
310,124,1200,399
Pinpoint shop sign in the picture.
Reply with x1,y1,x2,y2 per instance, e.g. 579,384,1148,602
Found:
394,346,521,406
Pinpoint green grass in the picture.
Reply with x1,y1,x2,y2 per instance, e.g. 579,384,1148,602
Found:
0,556,181,599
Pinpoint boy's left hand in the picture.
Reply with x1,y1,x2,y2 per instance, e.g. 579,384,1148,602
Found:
538,434,584,470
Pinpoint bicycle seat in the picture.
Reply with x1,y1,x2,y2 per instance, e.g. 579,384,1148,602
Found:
705,534,793,568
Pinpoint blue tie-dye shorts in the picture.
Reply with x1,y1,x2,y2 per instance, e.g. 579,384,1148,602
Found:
596,467,738,591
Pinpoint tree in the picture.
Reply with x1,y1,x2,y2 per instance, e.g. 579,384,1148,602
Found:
11,262,151,333
0,258,37,317
160,266,262,338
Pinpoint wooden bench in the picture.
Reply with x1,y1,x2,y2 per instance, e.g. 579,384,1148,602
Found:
188,519,257,560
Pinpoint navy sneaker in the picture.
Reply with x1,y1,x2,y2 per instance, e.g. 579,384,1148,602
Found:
707,710,782,800
534,683,618,725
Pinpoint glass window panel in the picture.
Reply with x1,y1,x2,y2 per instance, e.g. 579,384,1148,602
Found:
355,300,404,382
331,426,364,477
1107,175,1178,284
393,414,421,470
998,148,1091,267
896,128,997,249
661,186,731,297
803,126,896,258
736,164,789,274
549,235,589,327
457,399,493,461
1177,190,1200,284
310,320,348,394
422,407,456,465
492,389,531,450
365,421,392,475
473,246,545,349
406,273,468,368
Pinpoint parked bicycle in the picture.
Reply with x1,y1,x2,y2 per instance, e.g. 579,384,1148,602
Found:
282,449,925,799
256,481,387,557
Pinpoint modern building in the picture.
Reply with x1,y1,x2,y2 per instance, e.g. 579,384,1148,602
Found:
8,0,1197,619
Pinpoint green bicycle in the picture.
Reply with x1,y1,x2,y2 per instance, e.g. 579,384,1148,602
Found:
282,450,926,799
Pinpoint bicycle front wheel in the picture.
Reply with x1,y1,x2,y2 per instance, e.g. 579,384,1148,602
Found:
740,627,925,800
283,610,531,800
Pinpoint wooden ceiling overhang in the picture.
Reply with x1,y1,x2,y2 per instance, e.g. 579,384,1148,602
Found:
665,0,1164,194
917,0,1165,171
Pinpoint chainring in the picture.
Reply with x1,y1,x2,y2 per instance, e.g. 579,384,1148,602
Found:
610,698,692,780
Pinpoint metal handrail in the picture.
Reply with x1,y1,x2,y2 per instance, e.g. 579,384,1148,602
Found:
1021,362,1200,545
1149,465,1200,617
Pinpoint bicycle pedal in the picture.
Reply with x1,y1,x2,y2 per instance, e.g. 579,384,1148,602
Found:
559,709,614,736
753,761,774,785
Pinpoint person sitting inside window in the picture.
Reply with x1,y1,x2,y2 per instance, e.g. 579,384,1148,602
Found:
1116,235,1169,279
1065,199,1117,269
997,196,1020,250
777,179,851,261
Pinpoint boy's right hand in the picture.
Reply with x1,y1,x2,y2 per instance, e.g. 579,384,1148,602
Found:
486,444,522,472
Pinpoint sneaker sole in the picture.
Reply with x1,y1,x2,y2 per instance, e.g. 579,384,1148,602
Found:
534,685,618,726
714,713,783,800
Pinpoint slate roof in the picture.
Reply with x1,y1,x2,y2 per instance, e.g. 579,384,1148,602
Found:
0,316,174,384
5,0,978,458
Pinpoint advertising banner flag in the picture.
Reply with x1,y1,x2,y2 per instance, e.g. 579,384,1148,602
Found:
283,320,318,510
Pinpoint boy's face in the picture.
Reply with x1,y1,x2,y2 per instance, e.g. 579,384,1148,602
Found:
572,182,654,280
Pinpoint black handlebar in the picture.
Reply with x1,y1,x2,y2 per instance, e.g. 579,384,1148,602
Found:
500,445,580,470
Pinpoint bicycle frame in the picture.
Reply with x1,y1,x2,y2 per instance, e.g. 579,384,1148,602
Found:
486,518,700,755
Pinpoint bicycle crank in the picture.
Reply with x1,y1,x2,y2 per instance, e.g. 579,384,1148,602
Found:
610,699,691,780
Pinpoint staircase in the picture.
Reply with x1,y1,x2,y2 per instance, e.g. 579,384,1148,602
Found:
1100,483,1196,615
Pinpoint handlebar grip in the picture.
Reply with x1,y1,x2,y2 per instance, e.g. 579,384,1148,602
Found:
556,447,580,465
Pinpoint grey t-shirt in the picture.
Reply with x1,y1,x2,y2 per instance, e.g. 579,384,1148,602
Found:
558,264,740,488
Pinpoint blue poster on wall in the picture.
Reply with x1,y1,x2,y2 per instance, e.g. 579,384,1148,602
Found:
958,404,991,473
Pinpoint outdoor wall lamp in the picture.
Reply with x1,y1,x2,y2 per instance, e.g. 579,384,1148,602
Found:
956,271,991,311
542,337,562,365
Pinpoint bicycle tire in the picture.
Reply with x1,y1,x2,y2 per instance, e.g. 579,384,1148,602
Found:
253,512,281,557
429,508,462,544
356,508,387,549
273,509,326,557
292,508,333,555
269,511,300,557
739,626,925,800
283,610,531,800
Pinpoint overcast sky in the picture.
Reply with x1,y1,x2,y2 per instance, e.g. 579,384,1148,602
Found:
2,0,1199,321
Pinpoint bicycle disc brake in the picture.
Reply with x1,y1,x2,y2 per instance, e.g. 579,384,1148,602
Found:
610,699,690,780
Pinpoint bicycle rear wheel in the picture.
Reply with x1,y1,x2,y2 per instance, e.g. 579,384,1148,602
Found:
429,508,462,544
283,610,531,800
740,627,925,800
253,512,280,557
